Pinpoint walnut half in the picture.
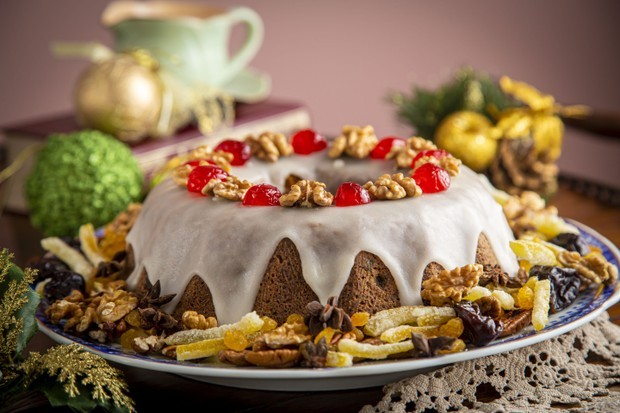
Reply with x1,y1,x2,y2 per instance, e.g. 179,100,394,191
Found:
245,132,293,162
421,264,483,306
364,173,422,200
328,125,378,159
280,180,334,207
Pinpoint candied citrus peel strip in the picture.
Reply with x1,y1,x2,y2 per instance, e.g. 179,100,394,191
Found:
41,237,94,280
463,286,492,302
176,337,226,361
492,290,515,310
337,338,414,360
79,223,106,267
166,311,263,346
326,351,353,367
380,325,436,343
363,306,455,337
510,240,557,266
532,279,551,331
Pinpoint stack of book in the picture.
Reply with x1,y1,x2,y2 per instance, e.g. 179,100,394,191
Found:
0,99,311,214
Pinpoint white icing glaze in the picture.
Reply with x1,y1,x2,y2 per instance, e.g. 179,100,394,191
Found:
126,158,519,324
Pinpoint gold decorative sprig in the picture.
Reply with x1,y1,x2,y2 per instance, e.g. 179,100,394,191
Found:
0,249,135,413
21,344,135,413
0,249,37,365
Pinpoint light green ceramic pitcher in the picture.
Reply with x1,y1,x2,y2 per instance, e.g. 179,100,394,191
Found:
102,1,264,88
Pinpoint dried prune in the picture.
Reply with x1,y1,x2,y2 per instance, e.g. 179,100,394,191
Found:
454,301,503,347
43,271,85,301
549,233,589,255
530,265,580,313
28,257,70,283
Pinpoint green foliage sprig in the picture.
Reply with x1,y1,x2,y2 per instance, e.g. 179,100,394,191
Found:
0,249,135,413
391,67,517,139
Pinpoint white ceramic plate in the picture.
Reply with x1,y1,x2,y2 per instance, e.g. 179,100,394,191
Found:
37,220,620,391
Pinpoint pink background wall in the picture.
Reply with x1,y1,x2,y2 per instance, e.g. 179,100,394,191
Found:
1,0,619,185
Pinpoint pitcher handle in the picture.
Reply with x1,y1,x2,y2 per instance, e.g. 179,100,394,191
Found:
222,7,264,85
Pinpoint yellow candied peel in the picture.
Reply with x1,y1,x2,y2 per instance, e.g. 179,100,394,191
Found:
363,306,456,337
337,338,414,360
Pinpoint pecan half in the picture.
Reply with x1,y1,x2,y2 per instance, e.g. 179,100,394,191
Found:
218,349,252,366
244,349,301,368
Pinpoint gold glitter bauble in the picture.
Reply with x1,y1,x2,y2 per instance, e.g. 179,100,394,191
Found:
74,54,163,143
435,111,499,172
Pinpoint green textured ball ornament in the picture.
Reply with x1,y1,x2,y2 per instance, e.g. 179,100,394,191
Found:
25,130,143,236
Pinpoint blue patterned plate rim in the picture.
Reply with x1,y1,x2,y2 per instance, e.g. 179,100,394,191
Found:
36,219,620,380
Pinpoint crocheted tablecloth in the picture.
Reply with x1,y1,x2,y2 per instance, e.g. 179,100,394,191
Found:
362,313,620,413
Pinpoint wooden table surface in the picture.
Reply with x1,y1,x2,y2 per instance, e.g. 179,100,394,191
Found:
1,183,619,413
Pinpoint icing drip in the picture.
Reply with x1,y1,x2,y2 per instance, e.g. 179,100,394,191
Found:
127,162,519,324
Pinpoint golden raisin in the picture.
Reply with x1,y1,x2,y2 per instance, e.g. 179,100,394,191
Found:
438,318,464,338
223,329,249,352
120,328,148,349
286,313,305,325
314,327,336,345
261,316,278,332
516,286,535,310
124,309,142,328
350,312,370,328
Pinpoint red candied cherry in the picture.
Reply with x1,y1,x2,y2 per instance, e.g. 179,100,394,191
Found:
334,182,371,207
291,129,328,155
412,163,450,194
370,136,406,159
187,165,228,194
242,184,282,206
214,139,251,166
410,149,450,168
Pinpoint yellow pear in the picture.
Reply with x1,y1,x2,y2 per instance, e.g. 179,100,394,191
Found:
435,111,499,172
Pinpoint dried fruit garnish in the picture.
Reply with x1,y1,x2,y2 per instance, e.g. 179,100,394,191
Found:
214,139,251,166
43,270,85,302
454,301,503,347
411,163,450,194
370,136,406,159
334,182,371,207
291,129,328,155
549,233,590,256
242,184,282,206
187,165,228,194
530,265,580,313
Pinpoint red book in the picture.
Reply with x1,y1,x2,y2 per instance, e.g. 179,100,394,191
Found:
1,99,311,213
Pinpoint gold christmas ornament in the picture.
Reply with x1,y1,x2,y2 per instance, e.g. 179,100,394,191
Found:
75,52,164,143
435,111,501,172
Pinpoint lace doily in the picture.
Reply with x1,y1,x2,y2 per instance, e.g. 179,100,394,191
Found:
362,313,620,413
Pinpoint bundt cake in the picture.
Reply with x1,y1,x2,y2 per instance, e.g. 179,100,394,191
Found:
126,128,519,324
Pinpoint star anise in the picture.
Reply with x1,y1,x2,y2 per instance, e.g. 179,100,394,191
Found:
135,278,178,332
411,333,458,358
300,337,329,368
94,248,135,280
137,278,176,309
304,296,353,336
138,307,179,331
